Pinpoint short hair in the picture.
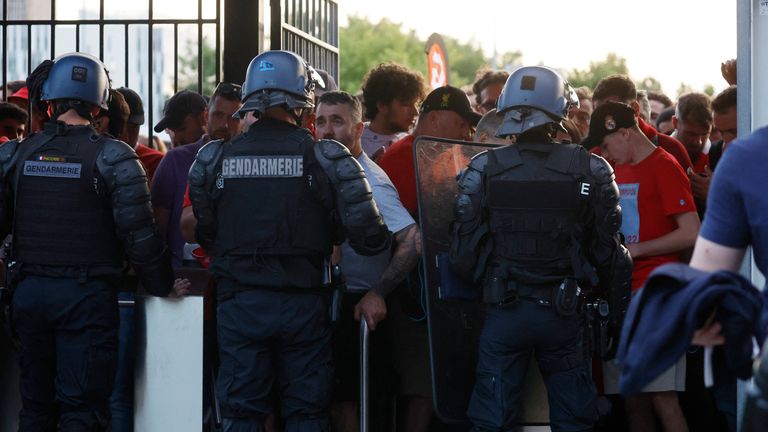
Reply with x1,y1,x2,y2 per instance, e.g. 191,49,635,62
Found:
317,91,362,123
0,102,28,123
472,69,509,105
656,106,676,130
636,90,651,123
593,75,637,103
574,86,592,102
361,62,426,120
711,85,737,114
4,80,26,94
100,89,130,138
675,92,712,126
647,91,673,108
474,108,504,141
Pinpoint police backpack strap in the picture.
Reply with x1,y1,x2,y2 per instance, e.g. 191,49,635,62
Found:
484,144,522,177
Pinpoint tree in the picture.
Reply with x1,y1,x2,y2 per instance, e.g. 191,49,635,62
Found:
676,82,696,99
179,36,217,97
567,53,629,89
339,16,502,93
637,76,662,93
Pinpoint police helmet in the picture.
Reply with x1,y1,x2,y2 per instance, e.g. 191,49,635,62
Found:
496,66,578,137
41,52,111,109
237,50,325,118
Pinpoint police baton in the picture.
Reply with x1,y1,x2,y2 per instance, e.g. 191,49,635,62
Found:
360,316,370,432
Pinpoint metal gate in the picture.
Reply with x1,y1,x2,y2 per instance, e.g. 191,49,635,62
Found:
0,0,223,140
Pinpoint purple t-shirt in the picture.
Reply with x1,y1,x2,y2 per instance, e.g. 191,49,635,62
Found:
150,135,208,267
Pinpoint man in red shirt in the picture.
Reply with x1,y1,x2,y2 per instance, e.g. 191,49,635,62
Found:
377,85,480,432
671,92,713,211
378,85,480,216
116,87,164,182
591,75,693,174
583,101,700,432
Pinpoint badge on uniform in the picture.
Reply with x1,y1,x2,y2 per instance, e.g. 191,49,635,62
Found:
23,159,82,179
222,156,303,179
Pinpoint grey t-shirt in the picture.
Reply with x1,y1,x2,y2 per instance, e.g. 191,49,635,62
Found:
361,123,407,159
340,152,415,292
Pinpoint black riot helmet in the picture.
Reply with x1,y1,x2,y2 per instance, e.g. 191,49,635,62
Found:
41,52,111,110
496,66,578,137
237,50,325,118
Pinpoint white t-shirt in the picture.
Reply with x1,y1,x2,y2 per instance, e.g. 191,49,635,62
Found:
340,152,415,292
361,123,407,159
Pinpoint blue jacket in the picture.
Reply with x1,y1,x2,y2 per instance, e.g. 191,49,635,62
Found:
616,263,763,394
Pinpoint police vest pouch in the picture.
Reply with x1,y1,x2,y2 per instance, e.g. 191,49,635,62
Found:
553,278,583,317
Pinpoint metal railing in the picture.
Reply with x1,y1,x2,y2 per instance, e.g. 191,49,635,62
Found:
1,0,221,141
270,0,339,82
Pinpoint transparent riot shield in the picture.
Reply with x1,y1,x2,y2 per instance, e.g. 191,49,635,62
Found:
413,137,549,426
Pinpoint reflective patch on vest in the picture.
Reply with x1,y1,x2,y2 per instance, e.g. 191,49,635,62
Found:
222,156,304,178
23,160,82,178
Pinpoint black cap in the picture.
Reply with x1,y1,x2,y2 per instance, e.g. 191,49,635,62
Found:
153,90,207,132
581,101,637,149
116,87,145,126
420,85,482,126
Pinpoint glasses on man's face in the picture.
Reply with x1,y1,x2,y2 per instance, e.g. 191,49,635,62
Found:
213,82,242,99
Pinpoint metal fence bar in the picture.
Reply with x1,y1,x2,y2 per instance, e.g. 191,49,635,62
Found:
197,0,203,94
124,24,129,87
99,0,105,60
173,23,178,93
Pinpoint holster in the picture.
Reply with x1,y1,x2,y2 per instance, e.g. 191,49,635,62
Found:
483,265,508,304
585,299,612,359
1,258,20,345
552,278,583,317
329,264,345,326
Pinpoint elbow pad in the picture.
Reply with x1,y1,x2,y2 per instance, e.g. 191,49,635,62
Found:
125,226,174,297
188,139,224,252
313,139,391,256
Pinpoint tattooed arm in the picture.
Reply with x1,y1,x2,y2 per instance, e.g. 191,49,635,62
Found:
355,223,421,330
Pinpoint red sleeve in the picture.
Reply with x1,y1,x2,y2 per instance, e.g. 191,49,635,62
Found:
658,135,693,172
183,183,192,208
655,151,697,217
378,139,417,215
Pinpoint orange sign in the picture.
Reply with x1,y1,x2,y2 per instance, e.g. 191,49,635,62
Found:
425,33,449,89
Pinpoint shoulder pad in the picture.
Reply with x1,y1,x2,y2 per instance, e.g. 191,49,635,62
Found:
0,138,19,164
546,143,590,175
316,139,352,160
589,153,615,183
101,139,138,165
196,138,224,164
468,150,489,172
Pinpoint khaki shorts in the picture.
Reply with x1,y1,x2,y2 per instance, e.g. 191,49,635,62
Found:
602,355,686,394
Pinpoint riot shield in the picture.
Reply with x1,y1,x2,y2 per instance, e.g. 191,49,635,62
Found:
413,137,549,425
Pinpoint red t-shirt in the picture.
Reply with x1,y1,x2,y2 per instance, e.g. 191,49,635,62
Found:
692,152,710,174
637,118,693,173
135,143,164,184
183,184,192,208
377,134,418,215
615,147,697,290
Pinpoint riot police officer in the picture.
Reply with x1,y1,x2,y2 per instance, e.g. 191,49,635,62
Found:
0,52,173,431
449,66,633,431
188,50,391,432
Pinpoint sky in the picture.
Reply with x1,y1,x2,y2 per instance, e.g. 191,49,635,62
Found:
339,0,737,97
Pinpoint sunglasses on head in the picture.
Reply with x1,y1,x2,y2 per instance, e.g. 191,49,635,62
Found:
213,82,242,99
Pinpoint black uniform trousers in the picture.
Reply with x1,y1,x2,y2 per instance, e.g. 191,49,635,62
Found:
216,281,333,432
12,275,119,432
467,297,598,432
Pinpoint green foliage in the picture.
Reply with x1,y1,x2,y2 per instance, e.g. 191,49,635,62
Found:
566,53,629,90
179,36,217,97
339,16,503,93
637,76,663,93
676,82,696,99
703,84,715,97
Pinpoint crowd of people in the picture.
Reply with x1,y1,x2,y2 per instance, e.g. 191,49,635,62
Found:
0,47,762,432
